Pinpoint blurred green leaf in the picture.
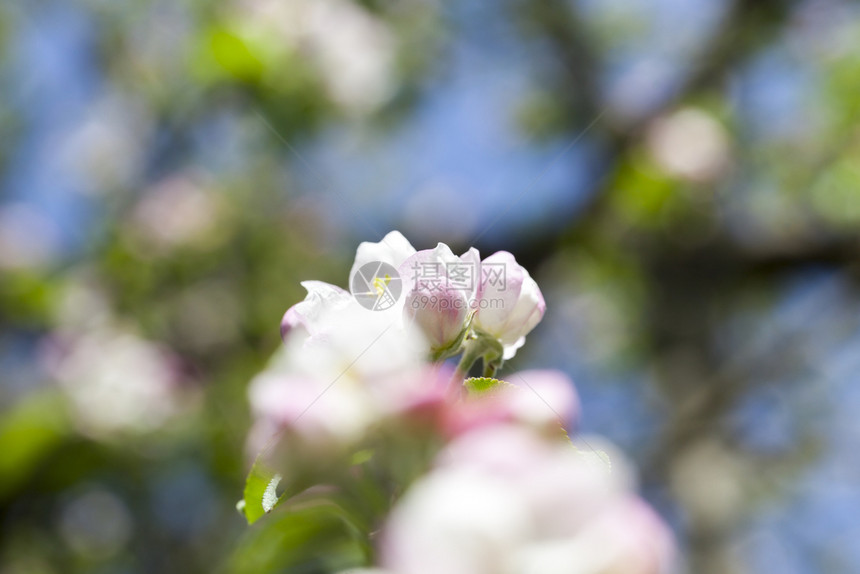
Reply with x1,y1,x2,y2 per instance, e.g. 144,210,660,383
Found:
227,500,366,574
0,391,69,498
208,28,264,82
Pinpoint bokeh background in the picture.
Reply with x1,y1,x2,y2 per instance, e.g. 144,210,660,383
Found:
2,0,860,572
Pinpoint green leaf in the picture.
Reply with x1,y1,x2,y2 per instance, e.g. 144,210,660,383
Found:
242,457,289,524
464,377,514,397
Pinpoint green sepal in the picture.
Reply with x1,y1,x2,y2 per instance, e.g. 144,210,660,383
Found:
429,314,475,362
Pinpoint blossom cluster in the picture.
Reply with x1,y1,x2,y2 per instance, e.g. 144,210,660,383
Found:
244,231,674,573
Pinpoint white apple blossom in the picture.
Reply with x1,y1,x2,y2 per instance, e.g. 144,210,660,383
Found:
282,231,417,342
350,231,417,282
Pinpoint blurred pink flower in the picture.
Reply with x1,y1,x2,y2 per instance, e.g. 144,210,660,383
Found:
442,370,579,439
252,298,440,454
130,172,222,253
378,424,675,574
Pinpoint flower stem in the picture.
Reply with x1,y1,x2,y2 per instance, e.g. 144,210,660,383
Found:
482,361,497,378
451,340,485,385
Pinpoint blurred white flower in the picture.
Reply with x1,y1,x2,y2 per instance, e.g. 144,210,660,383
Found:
305,0,397,115
670,439,748,531
56,93,152,194
237,0,398,115
251,298,438,452
54,271,114,331
130,171,222,252
44,325,195,439
647,108,731,183
379,424,675,574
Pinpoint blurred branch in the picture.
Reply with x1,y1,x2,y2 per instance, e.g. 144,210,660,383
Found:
525,0,602,119
505,0,796,268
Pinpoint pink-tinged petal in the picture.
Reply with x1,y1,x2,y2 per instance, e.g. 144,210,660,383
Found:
516,496,675,574
398,243,460,282
475,251,523,332
280,281,351,342
371,364,456,411
404,289,468,350
280,307,302,341
594,497,676,574
377,425,675,574
399,244,472,351
380,466,532,574
437,423,553,475
440,399,513,439
497,273,545,349
503,369,579,431
473,251,545,360
458,247,482,303
441,371,578,437
248,370,374,446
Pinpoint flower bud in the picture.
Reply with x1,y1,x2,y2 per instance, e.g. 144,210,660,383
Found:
473,251,545,360
399,244,480,355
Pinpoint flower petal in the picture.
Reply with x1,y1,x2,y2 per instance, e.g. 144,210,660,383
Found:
350,230,417,281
